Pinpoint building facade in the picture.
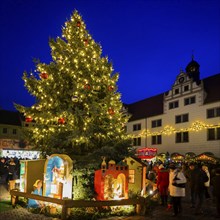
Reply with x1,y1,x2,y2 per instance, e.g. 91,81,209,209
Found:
126,59,220,157
0,110,39,158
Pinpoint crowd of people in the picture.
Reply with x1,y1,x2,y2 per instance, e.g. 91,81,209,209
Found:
0,157,21,184
147,161,220,218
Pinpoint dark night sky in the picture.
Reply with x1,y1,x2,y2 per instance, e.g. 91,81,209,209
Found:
0,0,220,111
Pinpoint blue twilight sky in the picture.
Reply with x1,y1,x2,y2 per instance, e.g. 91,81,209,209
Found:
0,0,220,111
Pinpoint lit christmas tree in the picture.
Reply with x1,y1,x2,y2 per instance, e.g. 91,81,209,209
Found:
15,11,130,157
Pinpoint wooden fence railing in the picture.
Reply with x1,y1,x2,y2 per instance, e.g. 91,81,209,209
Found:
10,189,158,220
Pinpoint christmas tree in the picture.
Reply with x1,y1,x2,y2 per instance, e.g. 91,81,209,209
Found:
15,11,130,157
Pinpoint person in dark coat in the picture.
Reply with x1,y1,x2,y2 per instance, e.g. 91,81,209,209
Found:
188,163,208,215
157,164,169,206
0,157,8,183
212,167,220,218
7,158,17,182
187,162,197,208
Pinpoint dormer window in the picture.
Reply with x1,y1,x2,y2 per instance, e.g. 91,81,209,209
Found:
184,85,189,92
174,88,179,94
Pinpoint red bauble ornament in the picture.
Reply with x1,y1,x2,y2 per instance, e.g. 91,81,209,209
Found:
25,117,32,122
58,118,65,124
40,72,48,79
108,108,115,115
84,84,91,90
84,39,88,46
108,85,114,91
76,21,81,27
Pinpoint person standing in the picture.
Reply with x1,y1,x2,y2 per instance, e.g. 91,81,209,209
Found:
7,158,17,182
189,163,208,215
169,163,187,217
157,164,169,206
187,162,198,208
202,165,211,199
211,167,220,218
0,157,8,184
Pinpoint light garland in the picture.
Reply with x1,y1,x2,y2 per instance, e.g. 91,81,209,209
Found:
131,120,220,137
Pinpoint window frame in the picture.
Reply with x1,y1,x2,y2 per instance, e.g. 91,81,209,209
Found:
151,119,162,128
175,131,189,143
2,128,7,134
133,137,141,146
184,85,189,92
133,123,141,131
207,128,220,141
169,101,179,110
175,113,189,124
184,96,196,106
129,169,135,184
151,135,162,145
207,107,220,119
12,129,17,135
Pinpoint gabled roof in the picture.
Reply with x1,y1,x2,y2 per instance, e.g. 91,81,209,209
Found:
0,110,22,126
125,73,220,122
126,156,148,167
125,93,164,121
203,73,220,104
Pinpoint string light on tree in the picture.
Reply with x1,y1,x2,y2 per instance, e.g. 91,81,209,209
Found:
15,10,130,155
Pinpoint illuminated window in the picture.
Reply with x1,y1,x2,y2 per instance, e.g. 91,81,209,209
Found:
129,169,135,183
184,96,196,105
133,123,141,131
175,113,189,123
207,128,220,140
207,107,220,118
169,101,179,109
133,137,141,146
152,135,162,145
151,119,162,128
176,132,189,143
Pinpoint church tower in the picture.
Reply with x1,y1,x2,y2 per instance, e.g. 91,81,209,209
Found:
185,56,200,83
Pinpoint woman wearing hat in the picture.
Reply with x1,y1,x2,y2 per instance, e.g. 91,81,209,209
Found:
169,163,187,217
27,179,44,208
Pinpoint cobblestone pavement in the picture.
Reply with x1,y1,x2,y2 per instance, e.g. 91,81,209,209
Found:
0,183,56,220
100,193,219,220
0,207,57,220
100,199,218,220
1,183,219,220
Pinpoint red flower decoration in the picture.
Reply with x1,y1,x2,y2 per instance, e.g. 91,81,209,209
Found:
84,39,88,46
76,21,81,27
40,72,48,79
